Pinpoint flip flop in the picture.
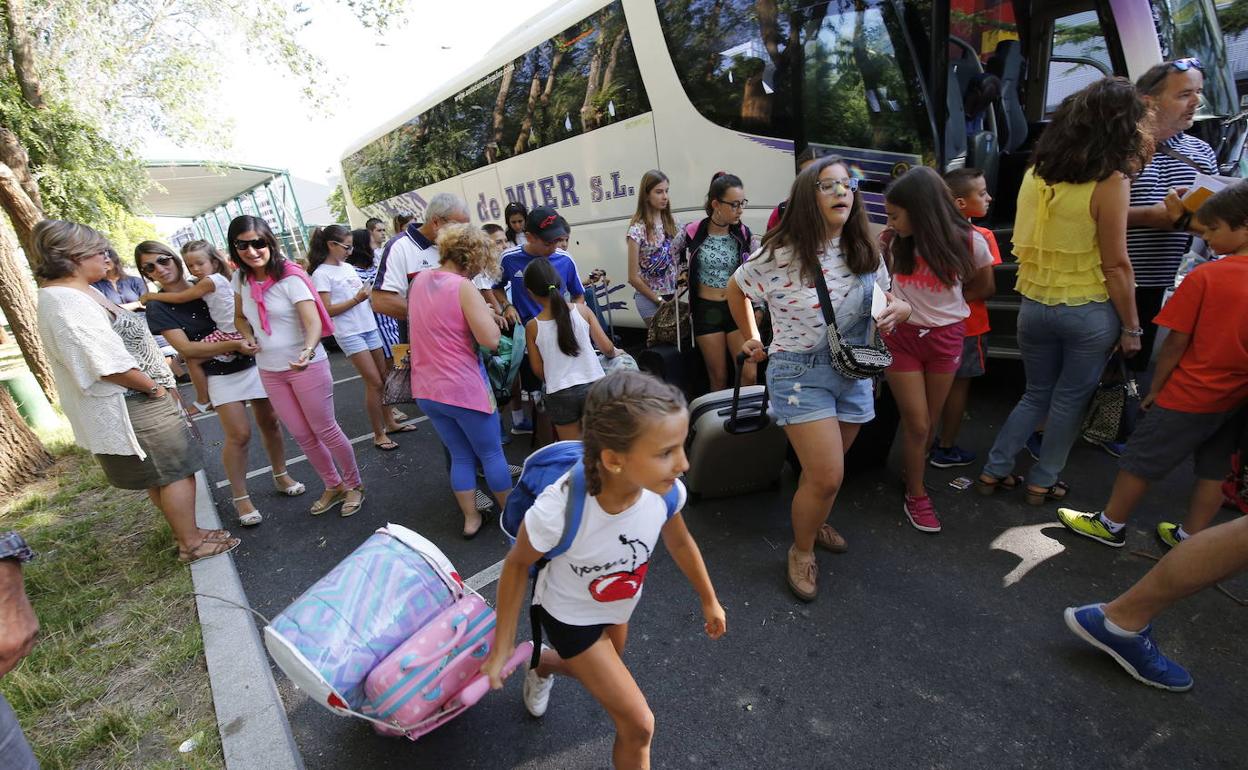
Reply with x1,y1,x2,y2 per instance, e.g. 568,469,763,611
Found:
387,423,419,434
374,439,400,451
178,537,240,564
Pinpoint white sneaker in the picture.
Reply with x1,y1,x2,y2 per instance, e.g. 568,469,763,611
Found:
522,665,554,717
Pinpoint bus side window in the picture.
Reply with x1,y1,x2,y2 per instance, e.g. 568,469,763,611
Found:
1044,10,1112,116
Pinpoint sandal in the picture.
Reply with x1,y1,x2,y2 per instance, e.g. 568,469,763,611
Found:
178,537,240,564
976,473,1024,496
1025,481,1069,506
462,510,487,540
231,495,263,526
310,488,347,515
273,471,306,497
389,408,409,423
191,400,213,415
374,439,400,451
386,423,419,434
814,524,848,554
201,528,233,542
341,487,365,518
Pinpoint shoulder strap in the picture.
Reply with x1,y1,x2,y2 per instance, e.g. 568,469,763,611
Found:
1156,144,1205,172
545,460,587,560
811,262,841,332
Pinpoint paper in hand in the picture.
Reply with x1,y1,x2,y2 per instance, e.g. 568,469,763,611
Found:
871,283,887,320
1182,173,1236,212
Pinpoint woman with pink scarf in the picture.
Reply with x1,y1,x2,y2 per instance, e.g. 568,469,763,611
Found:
231,215,364,517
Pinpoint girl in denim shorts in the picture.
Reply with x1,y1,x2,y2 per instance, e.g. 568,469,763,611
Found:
727,156,911,602
881,168,996,534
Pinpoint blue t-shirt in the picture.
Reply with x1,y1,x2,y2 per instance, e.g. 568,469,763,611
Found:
494,246,586,323
91,275,147,305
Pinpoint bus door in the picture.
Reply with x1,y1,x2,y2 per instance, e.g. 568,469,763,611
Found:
458,166,505,228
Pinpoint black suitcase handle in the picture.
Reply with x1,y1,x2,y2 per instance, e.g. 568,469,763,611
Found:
727,353,771,434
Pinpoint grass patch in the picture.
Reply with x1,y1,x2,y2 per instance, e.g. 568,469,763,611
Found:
0,433,223,769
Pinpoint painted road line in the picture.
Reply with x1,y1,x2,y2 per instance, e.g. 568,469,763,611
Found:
213,416,430,489
464,558,506,591
190,373,365,422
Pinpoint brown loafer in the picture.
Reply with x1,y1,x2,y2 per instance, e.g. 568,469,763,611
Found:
814,524,848,554
786,546,817,602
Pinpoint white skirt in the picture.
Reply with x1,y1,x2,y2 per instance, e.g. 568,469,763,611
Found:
207,366,269,407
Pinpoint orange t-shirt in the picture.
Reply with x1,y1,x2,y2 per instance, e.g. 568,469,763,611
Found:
964,225,1002,337
1154,254,1248,414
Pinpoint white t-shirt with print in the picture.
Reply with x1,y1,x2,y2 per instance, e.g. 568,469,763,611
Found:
202,273,238,334
377,230,440,298
234,274,328,372
889,230,994,328
526,472,687,626
312,262,378,338
734,237,891,354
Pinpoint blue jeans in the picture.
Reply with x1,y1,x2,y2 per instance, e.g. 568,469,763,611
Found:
415,399,511,494
983,298,1119,488
0,692,38,769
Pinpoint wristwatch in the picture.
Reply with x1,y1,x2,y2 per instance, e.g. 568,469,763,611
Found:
147,383,162,397
0,531,35,563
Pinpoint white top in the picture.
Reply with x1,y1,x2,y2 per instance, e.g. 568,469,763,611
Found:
527,472,687,626
889,230,994,327
234,273,328,372
202,273,238,334
376,229,440,298
734,238,892,353
534,309,605,393
312,261,378,337
37,286,146,458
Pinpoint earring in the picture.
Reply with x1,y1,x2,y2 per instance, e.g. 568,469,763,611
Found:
611,467,622,474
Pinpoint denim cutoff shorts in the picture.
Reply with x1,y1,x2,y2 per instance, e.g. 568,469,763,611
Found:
337,328,383,356
766,348,875,426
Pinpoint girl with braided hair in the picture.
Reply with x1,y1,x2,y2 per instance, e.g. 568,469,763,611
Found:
482,371,725,769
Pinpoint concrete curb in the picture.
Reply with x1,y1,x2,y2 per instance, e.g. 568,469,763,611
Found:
190,471,304,770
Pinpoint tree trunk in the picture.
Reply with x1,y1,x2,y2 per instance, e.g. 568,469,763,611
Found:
488,62,515,164
0,224,54,402
0,128,43,213
2,0,47,109
513,67,542,155
0,387,53,497
0,162,43,273
579,12,612,132
599,28,627,100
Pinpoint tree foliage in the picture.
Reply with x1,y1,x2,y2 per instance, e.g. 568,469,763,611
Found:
327,183,348,223
1218,2,1247,39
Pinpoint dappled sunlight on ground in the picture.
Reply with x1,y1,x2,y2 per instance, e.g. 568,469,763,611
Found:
990,522,1067,587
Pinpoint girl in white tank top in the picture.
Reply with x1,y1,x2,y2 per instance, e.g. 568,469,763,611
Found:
523,257,621,439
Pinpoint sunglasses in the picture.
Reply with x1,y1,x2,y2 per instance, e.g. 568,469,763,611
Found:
332,241,354,251
815,178,859,194
1141,57,1204,92
140,255,176,275
234,238,269,252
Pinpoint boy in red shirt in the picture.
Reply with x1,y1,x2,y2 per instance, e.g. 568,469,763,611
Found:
930,168,1003,468
1058,180,1248,550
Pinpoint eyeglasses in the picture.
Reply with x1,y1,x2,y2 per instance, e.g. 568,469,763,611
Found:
815,178,859,194
1140,57,1204,92
234,238,268,252
717,198,748,211
140,255,175,275
332,241,354,251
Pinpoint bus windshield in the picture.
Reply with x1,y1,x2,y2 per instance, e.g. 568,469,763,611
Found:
1152,0,1236,118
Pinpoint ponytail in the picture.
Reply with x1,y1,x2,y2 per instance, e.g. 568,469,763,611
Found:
523,257,579,357
307,224,350,273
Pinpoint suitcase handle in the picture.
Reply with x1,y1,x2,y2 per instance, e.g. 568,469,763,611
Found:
728,353,770,434
456,641,534,709
400,612,472,670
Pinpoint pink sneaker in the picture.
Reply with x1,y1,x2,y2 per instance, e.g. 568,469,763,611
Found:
904,495,941,533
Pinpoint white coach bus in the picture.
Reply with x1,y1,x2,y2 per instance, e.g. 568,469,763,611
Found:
340,0,1240,336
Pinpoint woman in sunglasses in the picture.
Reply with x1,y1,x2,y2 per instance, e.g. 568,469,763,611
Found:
670,171,760,393
308,224,414,451
34,220,239,564
139,241,306,528
230,216,365,518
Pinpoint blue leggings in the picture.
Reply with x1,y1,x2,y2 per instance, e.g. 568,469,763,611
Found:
416,399,512,494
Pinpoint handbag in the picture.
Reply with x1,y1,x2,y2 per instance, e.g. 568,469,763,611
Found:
1081,354,1139,445
812,269,892,379
382,344,414,405
646,295,691,348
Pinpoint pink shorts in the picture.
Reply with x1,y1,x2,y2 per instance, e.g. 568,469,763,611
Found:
883,321,965,374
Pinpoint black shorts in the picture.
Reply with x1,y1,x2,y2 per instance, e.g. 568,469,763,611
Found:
519,354,542,393
692,298,738,337
543,382,591,426
1119,406,1245,481
531,604,608,661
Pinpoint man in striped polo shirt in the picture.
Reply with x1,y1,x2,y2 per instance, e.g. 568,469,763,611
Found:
1125,59,1217,372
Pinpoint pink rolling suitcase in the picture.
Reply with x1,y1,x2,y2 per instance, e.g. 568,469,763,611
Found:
361,593,531,739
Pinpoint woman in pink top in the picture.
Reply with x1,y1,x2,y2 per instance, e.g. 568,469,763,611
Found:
409,223,511,537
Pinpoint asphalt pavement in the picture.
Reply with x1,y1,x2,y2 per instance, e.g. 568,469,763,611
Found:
190,353,1248,769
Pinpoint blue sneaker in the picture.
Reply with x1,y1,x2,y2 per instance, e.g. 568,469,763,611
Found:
511,418,534,435
1063,604,1193,692
929,445,977,469
1025,431,1044,461
1087,438,1125,458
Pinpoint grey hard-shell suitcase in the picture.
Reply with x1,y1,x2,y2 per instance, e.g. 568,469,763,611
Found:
683,356,787,501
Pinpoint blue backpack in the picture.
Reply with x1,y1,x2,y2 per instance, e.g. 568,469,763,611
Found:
500,440,681,568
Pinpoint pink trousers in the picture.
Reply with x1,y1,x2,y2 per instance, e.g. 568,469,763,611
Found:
259,359,361,489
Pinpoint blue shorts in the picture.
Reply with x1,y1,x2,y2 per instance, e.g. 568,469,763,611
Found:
766,349,875,426
337,328,383,356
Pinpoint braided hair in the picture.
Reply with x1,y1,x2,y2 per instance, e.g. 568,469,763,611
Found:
581,371,686,496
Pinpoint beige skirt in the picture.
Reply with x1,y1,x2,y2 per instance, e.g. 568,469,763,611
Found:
95,392,204,490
